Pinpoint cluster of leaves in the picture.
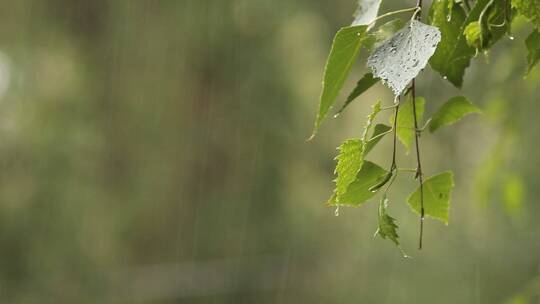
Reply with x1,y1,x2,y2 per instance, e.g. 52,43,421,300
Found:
311,0,539,250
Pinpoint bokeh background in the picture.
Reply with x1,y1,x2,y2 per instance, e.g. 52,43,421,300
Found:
0,0,538,303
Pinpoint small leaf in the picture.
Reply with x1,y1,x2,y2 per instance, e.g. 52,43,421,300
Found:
526,29,540,74
464,22,483,49
364,123,391,154
390,95,425,151
407,171,455,224
334,101,382,202
336,73,379,116
334,139,363,201
310,25,368,139
429,96,481,133
512,0,540,28
352,0,381,28
367,20,441,96
376,194,399,245
328,161,388,206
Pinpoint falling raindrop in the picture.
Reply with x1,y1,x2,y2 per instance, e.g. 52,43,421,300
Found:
509,36,515,41
334,204,340,216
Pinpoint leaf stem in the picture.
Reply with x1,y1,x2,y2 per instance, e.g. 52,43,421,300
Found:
370,7,419,26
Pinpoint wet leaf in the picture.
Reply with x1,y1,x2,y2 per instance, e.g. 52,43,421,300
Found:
327,161,388,206
376,194,400,245
429,96,481,133
367,20,441,95
407,171,454,224
310,25,368,139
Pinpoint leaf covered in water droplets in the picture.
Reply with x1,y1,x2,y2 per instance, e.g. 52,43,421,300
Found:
367,20,441,96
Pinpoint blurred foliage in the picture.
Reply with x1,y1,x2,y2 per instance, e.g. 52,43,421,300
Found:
0,0,537,303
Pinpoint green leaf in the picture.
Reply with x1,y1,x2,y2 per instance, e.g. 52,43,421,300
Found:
390,95,425,151
336,73,379,116
429,96,481,132
328,161,388,206
376,194,399,245
334,101,382,202
513,0,540,28
407,171,455,224
310,25,368,139
526,29,540,74
334,139,363,201
428,0,471,87
367,20,441,95
428,0,509,86
364,123,391,154
352,0,381,27
362,19,407,51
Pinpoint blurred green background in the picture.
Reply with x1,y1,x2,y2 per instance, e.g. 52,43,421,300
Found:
0,0,539,303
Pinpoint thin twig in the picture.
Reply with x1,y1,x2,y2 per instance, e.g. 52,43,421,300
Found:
412,0,425,250
370,7,419,26
411,80,425,250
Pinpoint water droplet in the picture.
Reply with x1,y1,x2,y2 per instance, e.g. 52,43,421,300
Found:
334,205,340,216
509,36,515,40
356,32,361,36
443,76,448,80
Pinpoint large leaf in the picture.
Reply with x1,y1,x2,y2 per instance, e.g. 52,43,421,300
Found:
376,194,399,245
390,95,425,151
352,0,381,27
328,161,388,206
428,0,470,87
367,20,441,96
429,96,481,132
513,0,540,28
310,25,368,139
336,73,379,116
526,29,540,74
407,171,454,224
334,101,382,202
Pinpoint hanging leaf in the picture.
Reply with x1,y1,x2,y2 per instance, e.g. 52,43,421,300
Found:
429,96,481,133
327,161,388,206
512,0,540,28
376,194,400,245
390,95,425,151
364,123,391,154
407,171,454,224
366,20,441,96
334,101,382,202
352,0,382,28
310,25,368,139
428,0,475,87
336,73,379,116
526,29,540,74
